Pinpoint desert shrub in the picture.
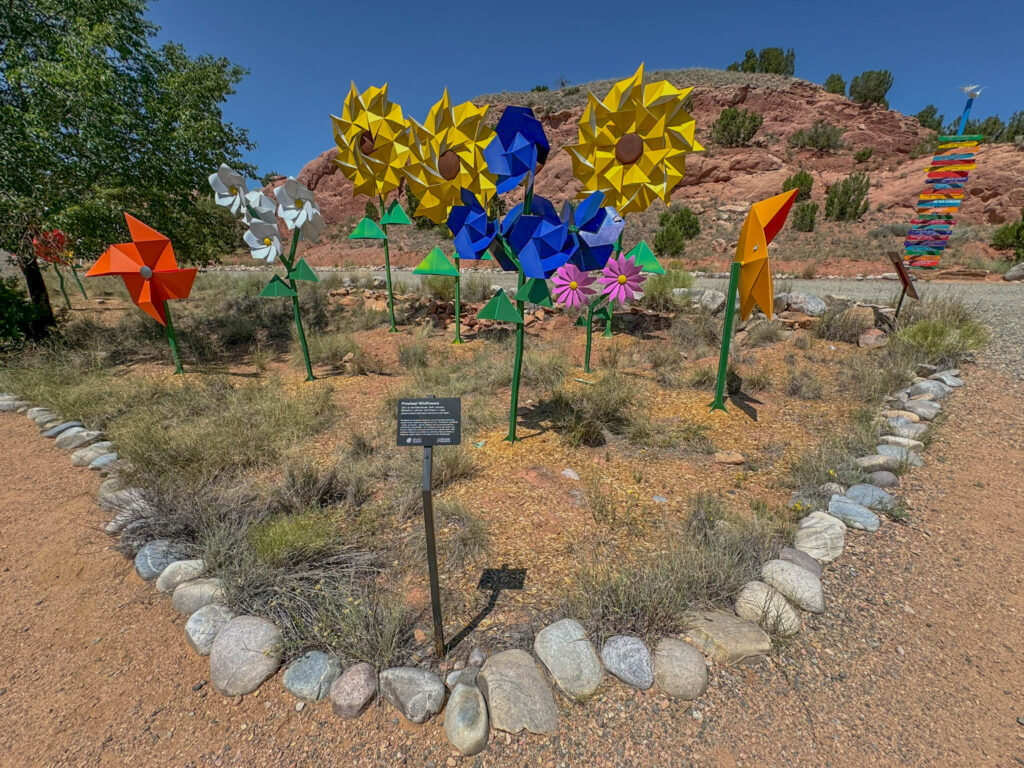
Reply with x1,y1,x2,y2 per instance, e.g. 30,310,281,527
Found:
744,369,772,391
421,274,455,301
784,367,824,399
782,169,814,202
363,199,380,222
849,69,893,108
792,201,818,232
654,207,700,257
671,310,719,355
639,269,694,312
915,105,944,132
891,318,988,369
398,339,430,369
338,298,390,332
433,444,478,488
747,320,784,347
824,73,846,94
686,364,717,388
814,304,873,343
549,372,642,447
789,121,844,151
436,500,489,568
854,147,874,163
710,107,763,147
302,331,360,369
825,172,870,221
249,511,341,567
788,409,877,494
991,208,1024,260
566,496,788,641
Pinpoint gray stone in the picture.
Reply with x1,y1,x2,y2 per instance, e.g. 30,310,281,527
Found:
71,441,113,467
600,635,654,690
379,667,445,724
43,420,83,438
761,559,825,613
734,581,801,637
27,407,57,425
172,577,224,613
876,444,924,467
283,651,342,701
868,470,900,488
444,682,489,756
209,616,283,696
907,379,951,401
700,289,726,314
446,666,479,690
533,618,603,700
827,495,881,532
846,483,897,511
879,435,924,452
184,603,234,656
134,539,180,580
156,558,205,593
478,649,558,735
818,482,845,498
467,647,486,668
560,468,579,481
686,610,773,664
99,486,149,514
929,370,963,387
329,662,377,719
778,546,822,578
652,638,708,700
1003,261,1024,281
788,292,827,316
55,427,102,451
855,454,902,473
892,422,928,440
903,400,941,421
793,511,845,563
0,400,28,413
89,452,120,471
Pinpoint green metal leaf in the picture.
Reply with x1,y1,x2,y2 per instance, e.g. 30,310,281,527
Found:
593,305,613,322
574,315,589,327
381,200,412,226
287,258,319,282
626,240,664,274
477,289,523,324
413,247,459,277
259,275,297,298
349,217,387,240
515,278,553,307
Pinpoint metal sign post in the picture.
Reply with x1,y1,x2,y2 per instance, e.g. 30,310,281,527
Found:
886,251,920,321
397,397,462,659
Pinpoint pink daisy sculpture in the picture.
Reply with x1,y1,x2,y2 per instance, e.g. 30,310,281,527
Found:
599,254,646,304
552,263,597,309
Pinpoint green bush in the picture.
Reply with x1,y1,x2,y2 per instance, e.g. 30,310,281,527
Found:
0,277,43,346
854,147,874,163
249,511,341,567
709,107,764,147
948,115,1006,142
530,84,549,92
824,73,846,95
792,201,818,232
825,172,870,221
849,70,893,108
727,48,795,76
782,169,814,202
892,318,989,369
991,209,1024,260
788,121,844,152
653,207,701,257
915,105,944,132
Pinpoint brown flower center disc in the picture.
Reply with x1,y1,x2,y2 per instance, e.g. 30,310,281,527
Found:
615,133,644,165
359,130,375,156
438,150,461,181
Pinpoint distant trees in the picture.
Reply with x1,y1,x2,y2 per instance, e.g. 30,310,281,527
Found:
992,208,1024,261
788,121,845,152
726,48,795,76
849,70,893,108
915,105,945,132
824,74,846,95
709,107,764,147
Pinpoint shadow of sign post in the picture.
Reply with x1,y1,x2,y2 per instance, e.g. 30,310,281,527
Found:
447,565,527,653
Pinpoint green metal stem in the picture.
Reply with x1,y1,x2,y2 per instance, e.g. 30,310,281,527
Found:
583,298,599,373
55,267,71,309
70,264,88,299
379,196,398,333
709,261,741,412
506,267,525,443
285,228,315,382
163,300,183,374
452,256,463,344
603,232,624,339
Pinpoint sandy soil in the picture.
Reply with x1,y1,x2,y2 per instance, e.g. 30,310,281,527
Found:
0,363,1021,767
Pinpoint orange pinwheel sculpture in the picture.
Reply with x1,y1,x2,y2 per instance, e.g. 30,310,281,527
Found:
86,214,196,373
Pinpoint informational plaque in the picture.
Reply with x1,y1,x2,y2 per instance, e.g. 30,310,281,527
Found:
396,398,462,446
886,251,920,300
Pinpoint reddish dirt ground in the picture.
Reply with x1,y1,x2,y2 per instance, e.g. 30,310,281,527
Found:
0,364,1022,767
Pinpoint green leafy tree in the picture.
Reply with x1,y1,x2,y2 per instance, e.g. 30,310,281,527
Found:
825,172,870,222
848,70,893,108
782,169,814,202
915,105,945,132
788,121,845,152
0,0,252,335
709,107,764,147
824,73,846,95
992,208,1024,261
792,201,818,232
947,115,1006,142
1005,111,1024,143
653,207,700,256
729,48,795,76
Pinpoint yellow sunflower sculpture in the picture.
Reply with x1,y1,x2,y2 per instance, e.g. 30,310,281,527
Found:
331,83,410,199
566,64,703,215
403,90,497,223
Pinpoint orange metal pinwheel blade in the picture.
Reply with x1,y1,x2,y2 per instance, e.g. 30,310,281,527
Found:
751,189,798,245
122,273,167,325
125,213,176,270
739,259,772,321
85,244,143,277
154,268,197,300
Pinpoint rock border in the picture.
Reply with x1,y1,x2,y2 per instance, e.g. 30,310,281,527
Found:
0,358,968,757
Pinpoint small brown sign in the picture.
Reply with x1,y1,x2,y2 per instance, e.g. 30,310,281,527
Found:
886,251,919,300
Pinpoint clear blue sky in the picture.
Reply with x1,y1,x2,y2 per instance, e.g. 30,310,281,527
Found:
150,0,1021,178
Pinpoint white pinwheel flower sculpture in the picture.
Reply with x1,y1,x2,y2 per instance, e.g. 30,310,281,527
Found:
245,189,278,224
301,209,326,243
243,220,283,263
274,177,319,231
209,164,249,215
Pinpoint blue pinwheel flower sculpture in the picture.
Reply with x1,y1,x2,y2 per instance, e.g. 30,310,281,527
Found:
562,191,625,272
447,189,495,260
494,195,577,279
484,106,551,194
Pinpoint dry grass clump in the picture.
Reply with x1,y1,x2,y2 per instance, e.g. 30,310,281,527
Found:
548,372,649,447
813,304,873,343
784,367,824,399
746,320,784,347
